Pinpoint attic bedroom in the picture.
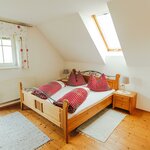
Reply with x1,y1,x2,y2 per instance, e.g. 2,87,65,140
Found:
0,0,150,149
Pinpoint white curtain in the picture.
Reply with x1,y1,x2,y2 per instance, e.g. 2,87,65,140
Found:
0,21,29,69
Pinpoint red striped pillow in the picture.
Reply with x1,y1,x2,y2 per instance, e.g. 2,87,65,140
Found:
87,74,111,92
32,81,64,99
53,87,89,113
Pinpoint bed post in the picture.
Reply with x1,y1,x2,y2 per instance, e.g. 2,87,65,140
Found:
63,100,69,143
116,74,120,90
20,82,24,110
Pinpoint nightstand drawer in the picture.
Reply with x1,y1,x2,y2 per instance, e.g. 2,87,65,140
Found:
114,99,129,110
113,95,130,110
114,95,129,102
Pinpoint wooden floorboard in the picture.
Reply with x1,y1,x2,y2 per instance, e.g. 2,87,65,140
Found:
0,105,150,150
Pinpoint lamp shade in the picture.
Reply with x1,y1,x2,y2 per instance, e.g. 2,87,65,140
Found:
121,76,129,84
63,69,69,75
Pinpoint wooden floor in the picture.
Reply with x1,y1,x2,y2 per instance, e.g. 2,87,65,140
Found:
1,105,150,150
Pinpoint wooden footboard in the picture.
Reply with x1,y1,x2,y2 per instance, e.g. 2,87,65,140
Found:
20,82,69,142
20,88,63,127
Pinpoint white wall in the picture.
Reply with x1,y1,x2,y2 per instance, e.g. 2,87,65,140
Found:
0,27,64,104
108,0,150,66
65,56,128,77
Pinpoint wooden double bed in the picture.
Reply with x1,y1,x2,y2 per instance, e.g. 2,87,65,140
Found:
20,71,120,143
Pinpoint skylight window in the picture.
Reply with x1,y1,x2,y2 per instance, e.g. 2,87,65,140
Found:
93,13,121,51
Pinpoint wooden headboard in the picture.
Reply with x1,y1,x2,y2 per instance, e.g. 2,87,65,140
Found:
81,70,120,90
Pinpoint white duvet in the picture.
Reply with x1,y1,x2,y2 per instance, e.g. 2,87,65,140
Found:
46,85,115,118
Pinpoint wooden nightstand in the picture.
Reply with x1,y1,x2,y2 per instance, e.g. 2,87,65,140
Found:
113,90,137,114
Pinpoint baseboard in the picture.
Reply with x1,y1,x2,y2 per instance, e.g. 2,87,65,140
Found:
136,108,150,113
0,99,20,108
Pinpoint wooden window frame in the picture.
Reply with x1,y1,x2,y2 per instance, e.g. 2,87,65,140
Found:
92,15,122,52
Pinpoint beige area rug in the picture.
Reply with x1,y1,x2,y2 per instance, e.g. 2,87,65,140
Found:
77,109,126,142
0,112,51,150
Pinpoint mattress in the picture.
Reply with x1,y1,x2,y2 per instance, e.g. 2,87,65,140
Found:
46,85,115,119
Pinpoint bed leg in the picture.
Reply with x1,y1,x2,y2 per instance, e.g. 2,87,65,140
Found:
63,100,69,143
20,101,23,110
20,82,24,110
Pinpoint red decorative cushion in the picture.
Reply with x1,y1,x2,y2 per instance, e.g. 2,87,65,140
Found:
67,69,86,86
32,81,65,99
87,74,111,92
53,87,89,113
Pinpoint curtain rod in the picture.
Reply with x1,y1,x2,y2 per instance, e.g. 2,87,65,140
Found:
0,18,32,27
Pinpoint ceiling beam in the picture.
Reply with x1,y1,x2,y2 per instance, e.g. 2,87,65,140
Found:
0,17,32,27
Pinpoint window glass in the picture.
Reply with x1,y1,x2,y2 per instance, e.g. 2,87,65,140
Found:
0,37,17,68
2,38,11,46
3,46,13,63
94,13,121,51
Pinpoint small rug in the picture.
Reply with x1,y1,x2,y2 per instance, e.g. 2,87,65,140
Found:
0,112,51,150
77,109,126,142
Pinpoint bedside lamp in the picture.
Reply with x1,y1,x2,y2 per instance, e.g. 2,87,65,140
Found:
120,76,129,91
63,69,69,79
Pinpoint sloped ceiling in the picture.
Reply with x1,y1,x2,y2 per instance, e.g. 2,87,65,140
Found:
0,0,108,64
0,0,108,25
38,13,105,64
108,0,150,66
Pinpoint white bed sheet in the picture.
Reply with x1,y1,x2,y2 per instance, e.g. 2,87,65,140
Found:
46,85,115,119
